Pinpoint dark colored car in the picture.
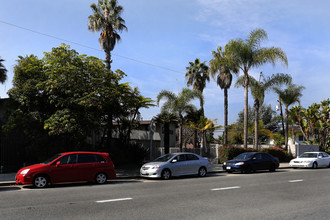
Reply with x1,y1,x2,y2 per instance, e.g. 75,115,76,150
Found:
16,151,116,188
222,152,279,173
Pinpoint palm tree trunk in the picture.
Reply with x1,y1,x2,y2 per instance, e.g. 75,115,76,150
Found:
254,101,259,150
285,106,289,151
179,116,183,151
164,122,170,154
243,74,249,149
223,88,228,146
105,49,112,70
279,99,285,137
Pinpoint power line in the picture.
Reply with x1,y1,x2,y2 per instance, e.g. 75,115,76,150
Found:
0,20,184,74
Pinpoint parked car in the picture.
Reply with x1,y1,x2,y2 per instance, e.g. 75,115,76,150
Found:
16,151,116,188
140,153,211,180
289,152,330,168
223,152,279,173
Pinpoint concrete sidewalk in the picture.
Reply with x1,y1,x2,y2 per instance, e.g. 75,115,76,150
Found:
0,163,290,187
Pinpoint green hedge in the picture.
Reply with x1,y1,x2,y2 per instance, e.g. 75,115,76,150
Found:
218,146,292,164
260,147,293,162
218,146,255,164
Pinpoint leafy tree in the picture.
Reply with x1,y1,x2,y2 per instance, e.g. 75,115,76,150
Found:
88,0,127,70
236,72,291,149
209,46,239,146
225,28,288,148
6,45,152,156
274,83,304,150
157,88,203,151
0,57,7,84
289,99,330,149
237,104,280,132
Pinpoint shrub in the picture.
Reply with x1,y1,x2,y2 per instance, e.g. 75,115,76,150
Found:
218,146,255,164
260,147,293,162
218,146,293,163
273,133,285,148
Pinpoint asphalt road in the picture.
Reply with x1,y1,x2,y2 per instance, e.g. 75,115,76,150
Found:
1,168,330,220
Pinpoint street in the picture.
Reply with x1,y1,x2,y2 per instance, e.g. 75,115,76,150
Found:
1,168,330,220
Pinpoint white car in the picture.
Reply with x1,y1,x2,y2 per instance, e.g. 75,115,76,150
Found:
289,152,330,168
140,153,211,180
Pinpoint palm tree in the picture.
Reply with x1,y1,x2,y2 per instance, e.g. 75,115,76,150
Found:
185,58,209,114
274,83,305,150
236,72,292,149
225,28,288,148
88,0,127,70
209,46,239,146
0,57,7,84
155,112,178,154
157,88,203,151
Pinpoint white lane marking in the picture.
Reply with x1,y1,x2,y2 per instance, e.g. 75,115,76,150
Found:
211,186,241,191
289,179,304,183
96,198,133,203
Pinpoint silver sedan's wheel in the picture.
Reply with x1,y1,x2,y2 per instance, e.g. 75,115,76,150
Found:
312,162,318,169
95,173,107,184
198,167,207,177
161,169,171,180
33,176,48,188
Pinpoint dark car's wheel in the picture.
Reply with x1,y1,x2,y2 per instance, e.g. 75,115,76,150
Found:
269,164,276,172
161,169,171,180
33,175,49,188
312,162,318,169
198,167,207,177
328,162,330,168
95,173,107,184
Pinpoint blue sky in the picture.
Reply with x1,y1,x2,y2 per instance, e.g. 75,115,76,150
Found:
1,0,330,128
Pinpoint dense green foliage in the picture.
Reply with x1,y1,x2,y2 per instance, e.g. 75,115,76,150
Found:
218,146,255,163
260,147,293,162
218,146,292,163
289,99,329,150
3,44,153,163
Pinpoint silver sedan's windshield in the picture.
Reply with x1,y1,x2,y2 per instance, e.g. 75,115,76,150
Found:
299,153,317,158
153,154,175,162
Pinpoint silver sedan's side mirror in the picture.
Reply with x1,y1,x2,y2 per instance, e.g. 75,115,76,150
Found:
171,159,177,163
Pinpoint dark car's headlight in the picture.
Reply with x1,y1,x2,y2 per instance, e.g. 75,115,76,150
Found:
234,162,244,166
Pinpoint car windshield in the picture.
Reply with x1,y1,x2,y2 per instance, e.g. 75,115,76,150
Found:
40,153,63,164
299,153,318,158
235,153,254,160
153,154,175,162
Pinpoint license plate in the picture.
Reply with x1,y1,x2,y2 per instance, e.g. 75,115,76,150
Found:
226,167,231,170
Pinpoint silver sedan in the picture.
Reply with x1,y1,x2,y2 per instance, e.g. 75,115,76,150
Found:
140,153,212,180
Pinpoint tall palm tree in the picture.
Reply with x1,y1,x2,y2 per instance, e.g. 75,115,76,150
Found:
185,58,209,114
0,57,7,84
209,46,239,146
88,0,127,70
157,88,203,151
236,72,292,149
274,83,305,150
225,28,288,148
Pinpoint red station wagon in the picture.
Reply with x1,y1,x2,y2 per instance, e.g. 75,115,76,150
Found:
16,151,116,188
